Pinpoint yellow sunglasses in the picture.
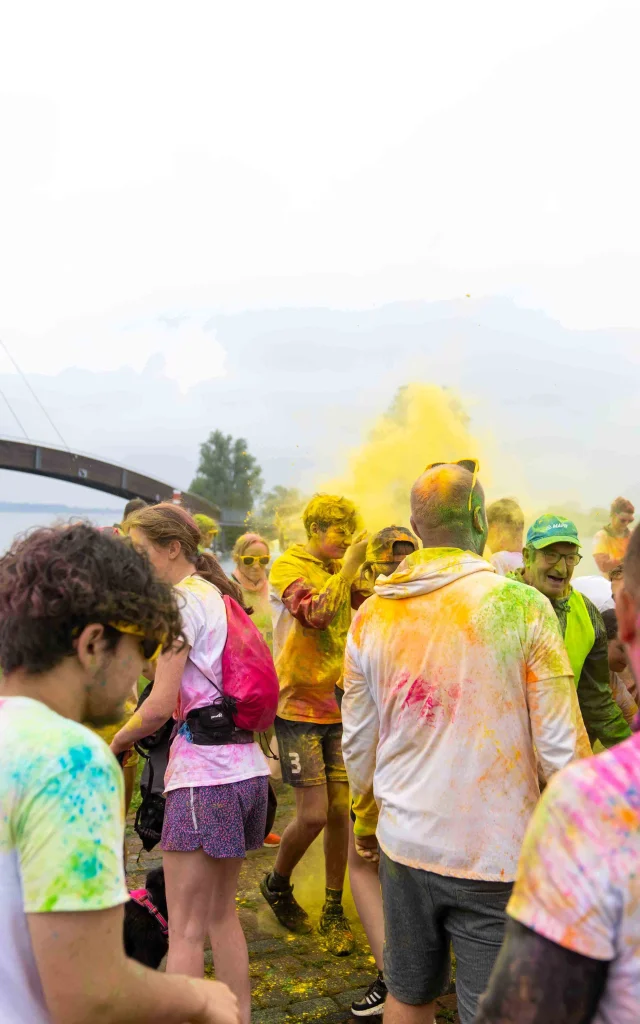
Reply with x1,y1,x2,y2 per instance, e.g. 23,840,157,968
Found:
424,459,480,511
109,622,164,662
240,555,270,566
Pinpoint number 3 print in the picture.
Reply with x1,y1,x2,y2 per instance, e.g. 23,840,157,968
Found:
289,751,302,775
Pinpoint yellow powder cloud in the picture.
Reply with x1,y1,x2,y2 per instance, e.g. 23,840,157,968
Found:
322,383,491,533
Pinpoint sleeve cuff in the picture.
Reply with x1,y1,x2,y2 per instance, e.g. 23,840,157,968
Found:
507,895,614,962
25,887,129,914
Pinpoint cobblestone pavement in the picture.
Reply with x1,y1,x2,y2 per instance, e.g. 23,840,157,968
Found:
126,781,459,1024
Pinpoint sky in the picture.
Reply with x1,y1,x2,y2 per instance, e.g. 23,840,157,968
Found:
0,1,639,513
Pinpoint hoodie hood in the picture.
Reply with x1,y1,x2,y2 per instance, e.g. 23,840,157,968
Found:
374,546,495,600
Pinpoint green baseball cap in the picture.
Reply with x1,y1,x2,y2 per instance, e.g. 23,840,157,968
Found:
526,514,581,550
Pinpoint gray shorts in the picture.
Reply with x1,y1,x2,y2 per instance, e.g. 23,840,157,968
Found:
274,716,348,787
379,851,512,1024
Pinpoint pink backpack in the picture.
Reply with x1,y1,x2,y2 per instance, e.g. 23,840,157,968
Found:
220,595,279,732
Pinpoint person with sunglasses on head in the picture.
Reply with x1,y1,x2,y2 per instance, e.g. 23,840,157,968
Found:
111,504,269,1024
341,461,590,1024
509,514,631,751
261,493,369,956
0,523,239,1024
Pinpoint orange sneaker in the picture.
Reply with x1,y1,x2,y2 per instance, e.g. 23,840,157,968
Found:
263,832,281,848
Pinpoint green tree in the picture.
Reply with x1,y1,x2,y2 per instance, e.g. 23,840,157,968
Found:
247,485,306,549
190,431,263,510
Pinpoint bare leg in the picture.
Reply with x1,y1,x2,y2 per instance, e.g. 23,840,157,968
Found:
385,993,436,1024
324,780,350,890
165,850,251,1024
163,849,211,977
347,824,384,967
273,784,328,878
207,858,251,1024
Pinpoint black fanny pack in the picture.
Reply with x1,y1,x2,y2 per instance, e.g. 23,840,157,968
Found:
185,699,253,746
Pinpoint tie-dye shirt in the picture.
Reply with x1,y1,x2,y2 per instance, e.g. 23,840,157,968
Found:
0,697,127,1024
342,548,590,881
508,732,640,1023
163,574,269,794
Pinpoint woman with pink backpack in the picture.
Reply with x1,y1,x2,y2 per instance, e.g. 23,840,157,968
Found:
111,503,278,1024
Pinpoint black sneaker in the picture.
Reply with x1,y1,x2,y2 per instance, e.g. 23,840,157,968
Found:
259,873,312,934
351,973,387,1017
318,902,354,956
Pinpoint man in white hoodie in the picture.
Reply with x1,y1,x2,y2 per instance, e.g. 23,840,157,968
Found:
341,462,590,1024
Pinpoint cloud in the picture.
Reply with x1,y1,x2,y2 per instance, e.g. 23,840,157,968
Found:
2,316,226,393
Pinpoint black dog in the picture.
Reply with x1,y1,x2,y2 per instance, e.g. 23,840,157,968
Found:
123,866,169,969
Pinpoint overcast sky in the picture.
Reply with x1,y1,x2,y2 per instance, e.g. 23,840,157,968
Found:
0,1,639,512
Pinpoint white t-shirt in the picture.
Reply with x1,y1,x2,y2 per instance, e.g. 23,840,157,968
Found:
572,575,615,613
164,575,269,793
489,550,524,576
0,698,128,1024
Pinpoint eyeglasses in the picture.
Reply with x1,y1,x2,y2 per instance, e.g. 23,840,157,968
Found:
424,459,480,511
240,555,270,566
539,551,582,568
109,622,164,661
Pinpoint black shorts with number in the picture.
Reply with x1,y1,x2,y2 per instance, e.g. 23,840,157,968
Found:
274,716,348,787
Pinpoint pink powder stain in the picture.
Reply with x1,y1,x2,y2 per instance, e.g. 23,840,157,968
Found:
401,676,442,725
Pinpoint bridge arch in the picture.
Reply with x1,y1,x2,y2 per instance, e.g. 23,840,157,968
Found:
0,438,220,519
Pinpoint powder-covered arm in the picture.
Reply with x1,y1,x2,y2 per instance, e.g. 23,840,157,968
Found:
474,919,608,1024
341,630,379,815
110,643,189,755
280,574,352,630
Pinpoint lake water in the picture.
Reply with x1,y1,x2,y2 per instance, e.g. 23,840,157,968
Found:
0,510,122,551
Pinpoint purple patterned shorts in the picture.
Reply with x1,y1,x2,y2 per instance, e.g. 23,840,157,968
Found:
161,776,269,858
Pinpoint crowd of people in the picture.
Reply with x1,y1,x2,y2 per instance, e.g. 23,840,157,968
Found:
0,471,638,1024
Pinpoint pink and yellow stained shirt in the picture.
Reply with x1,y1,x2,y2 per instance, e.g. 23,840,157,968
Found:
593,528,630,571
269,544,362,724
164,574,269,794
342,547,591,881
508,733,640,1023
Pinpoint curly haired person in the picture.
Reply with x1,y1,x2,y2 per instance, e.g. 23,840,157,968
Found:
0,523,239,1024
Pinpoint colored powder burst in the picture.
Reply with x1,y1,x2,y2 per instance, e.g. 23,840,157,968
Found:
320,383,493,533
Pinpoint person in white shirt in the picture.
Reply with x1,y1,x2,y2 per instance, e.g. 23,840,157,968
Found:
112,504,269,1024
342,463,588,1024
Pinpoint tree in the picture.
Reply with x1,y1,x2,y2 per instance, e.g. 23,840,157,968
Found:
247,485,307,550
190,431,263,510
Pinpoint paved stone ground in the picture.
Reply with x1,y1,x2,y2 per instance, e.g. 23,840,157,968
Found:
126,781,459,1023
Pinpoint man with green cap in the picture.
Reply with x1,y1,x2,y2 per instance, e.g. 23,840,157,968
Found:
510,513,630,749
